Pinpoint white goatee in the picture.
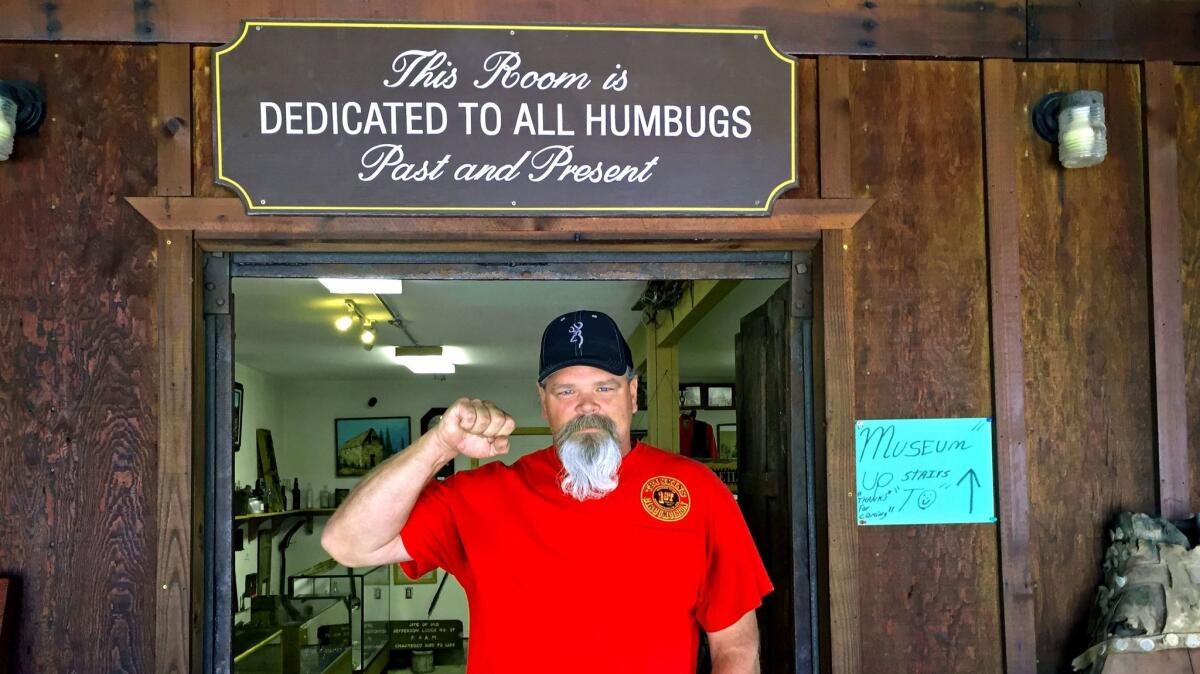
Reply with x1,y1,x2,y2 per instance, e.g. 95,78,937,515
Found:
555,414,623,501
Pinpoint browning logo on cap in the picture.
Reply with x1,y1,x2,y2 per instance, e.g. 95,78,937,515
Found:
640,476,691,522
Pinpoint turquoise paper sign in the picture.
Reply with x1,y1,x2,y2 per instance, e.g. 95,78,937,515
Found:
855,418,995,526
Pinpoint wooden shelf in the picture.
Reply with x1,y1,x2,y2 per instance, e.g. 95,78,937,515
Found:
234,508,336,541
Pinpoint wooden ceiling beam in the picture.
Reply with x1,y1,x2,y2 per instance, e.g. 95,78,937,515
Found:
2,1,1026,58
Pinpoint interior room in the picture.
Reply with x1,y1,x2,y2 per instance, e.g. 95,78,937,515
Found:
229,276,786,673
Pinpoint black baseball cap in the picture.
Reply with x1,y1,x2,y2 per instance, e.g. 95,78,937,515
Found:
539,310,633,382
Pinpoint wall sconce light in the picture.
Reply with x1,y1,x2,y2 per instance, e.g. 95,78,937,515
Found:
1031,90,1107,169
0,80,46,161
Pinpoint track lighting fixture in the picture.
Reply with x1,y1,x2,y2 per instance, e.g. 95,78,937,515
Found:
360,320,377,350
336,299,365,332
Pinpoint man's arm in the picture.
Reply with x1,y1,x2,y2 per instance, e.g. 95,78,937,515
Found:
320,398,514,568
707,610,761,674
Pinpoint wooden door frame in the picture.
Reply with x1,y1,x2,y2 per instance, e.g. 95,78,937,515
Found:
145,221,867,673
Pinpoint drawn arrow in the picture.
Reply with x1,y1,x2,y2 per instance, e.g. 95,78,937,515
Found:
957,468,982,514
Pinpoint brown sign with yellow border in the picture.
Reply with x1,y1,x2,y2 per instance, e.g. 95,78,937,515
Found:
213,20,796,216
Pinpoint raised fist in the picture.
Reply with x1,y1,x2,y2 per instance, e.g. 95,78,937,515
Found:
432,398,516,459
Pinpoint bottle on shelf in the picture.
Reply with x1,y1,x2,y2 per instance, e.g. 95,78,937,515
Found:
319,485,331,509
249,479,265,514
302,482,313,509
292,478,302,510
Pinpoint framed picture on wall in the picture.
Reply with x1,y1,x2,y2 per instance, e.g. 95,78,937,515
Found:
393,566,438,586
679,383,736,410
707,386,734,409
716,423,737,460
421,408,454,480
679,385,702,408
334,416,411,477
232,382,244,452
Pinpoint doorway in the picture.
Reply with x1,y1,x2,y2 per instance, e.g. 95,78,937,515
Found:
202,250,818,674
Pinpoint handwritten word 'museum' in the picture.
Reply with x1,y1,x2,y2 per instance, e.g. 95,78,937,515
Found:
857,425,971,462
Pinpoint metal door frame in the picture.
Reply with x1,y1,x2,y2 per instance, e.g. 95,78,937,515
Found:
201,249,817,673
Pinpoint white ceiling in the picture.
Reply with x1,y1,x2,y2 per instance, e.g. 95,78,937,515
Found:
232,277,783,381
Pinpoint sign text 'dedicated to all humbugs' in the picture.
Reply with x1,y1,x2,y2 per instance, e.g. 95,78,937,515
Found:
213,21,796,216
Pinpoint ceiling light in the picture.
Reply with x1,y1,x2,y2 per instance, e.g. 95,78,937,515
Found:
441,346,469,365
319,278,405,294
395,356,456,374
360,321,377,349
336,299,365,333
392,346,460,374
393,345,469,363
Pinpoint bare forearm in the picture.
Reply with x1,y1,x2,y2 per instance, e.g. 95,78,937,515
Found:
320,432,455,566
707,611,760,674
711,650,759,674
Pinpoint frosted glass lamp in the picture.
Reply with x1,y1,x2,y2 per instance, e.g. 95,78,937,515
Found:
1031,90,1107,169
0,80,46,162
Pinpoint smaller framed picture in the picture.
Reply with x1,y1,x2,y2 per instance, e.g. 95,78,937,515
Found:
232,382,244,452
334,488,350,507
680,385,702,408
707,385,735,409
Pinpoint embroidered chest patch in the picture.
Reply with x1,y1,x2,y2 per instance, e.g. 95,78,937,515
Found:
640,476,692,522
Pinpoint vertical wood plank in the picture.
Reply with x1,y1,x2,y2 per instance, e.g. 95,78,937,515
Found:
819,57,853,200
1178,66,1200,517
1142,61,1190,519
0,44,159,674
850,59,1001,674
1017,62,1155,673
190,242,207,674
191,47,235,199
0,577,9,666
644,321,680,453
155,230,193,674
782,58,821,200
817,54,860,674
156,44,192,197
982,59,1038,674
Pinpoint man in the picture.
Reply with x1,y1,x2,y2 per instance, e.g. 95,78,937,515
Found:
322,310,772,673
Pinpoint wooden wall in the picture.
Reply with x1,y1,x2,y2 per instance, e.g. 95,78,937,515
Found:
1180,65,1200,520
0,41,1196,674
833,58,1183,673
846,59,1004,673
0,44,160,673
1015,63,1156,674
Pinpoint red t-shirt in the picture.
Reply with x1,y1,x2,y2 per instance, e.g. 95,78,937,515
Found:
398,442,772,673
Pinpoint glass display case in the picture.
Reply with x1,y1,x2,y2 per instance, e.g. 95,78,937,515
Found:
233,595,352,674
288,564,391,673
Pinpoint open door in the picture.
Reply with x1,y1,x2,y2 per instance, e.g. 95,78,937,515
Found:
735,256,817,674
